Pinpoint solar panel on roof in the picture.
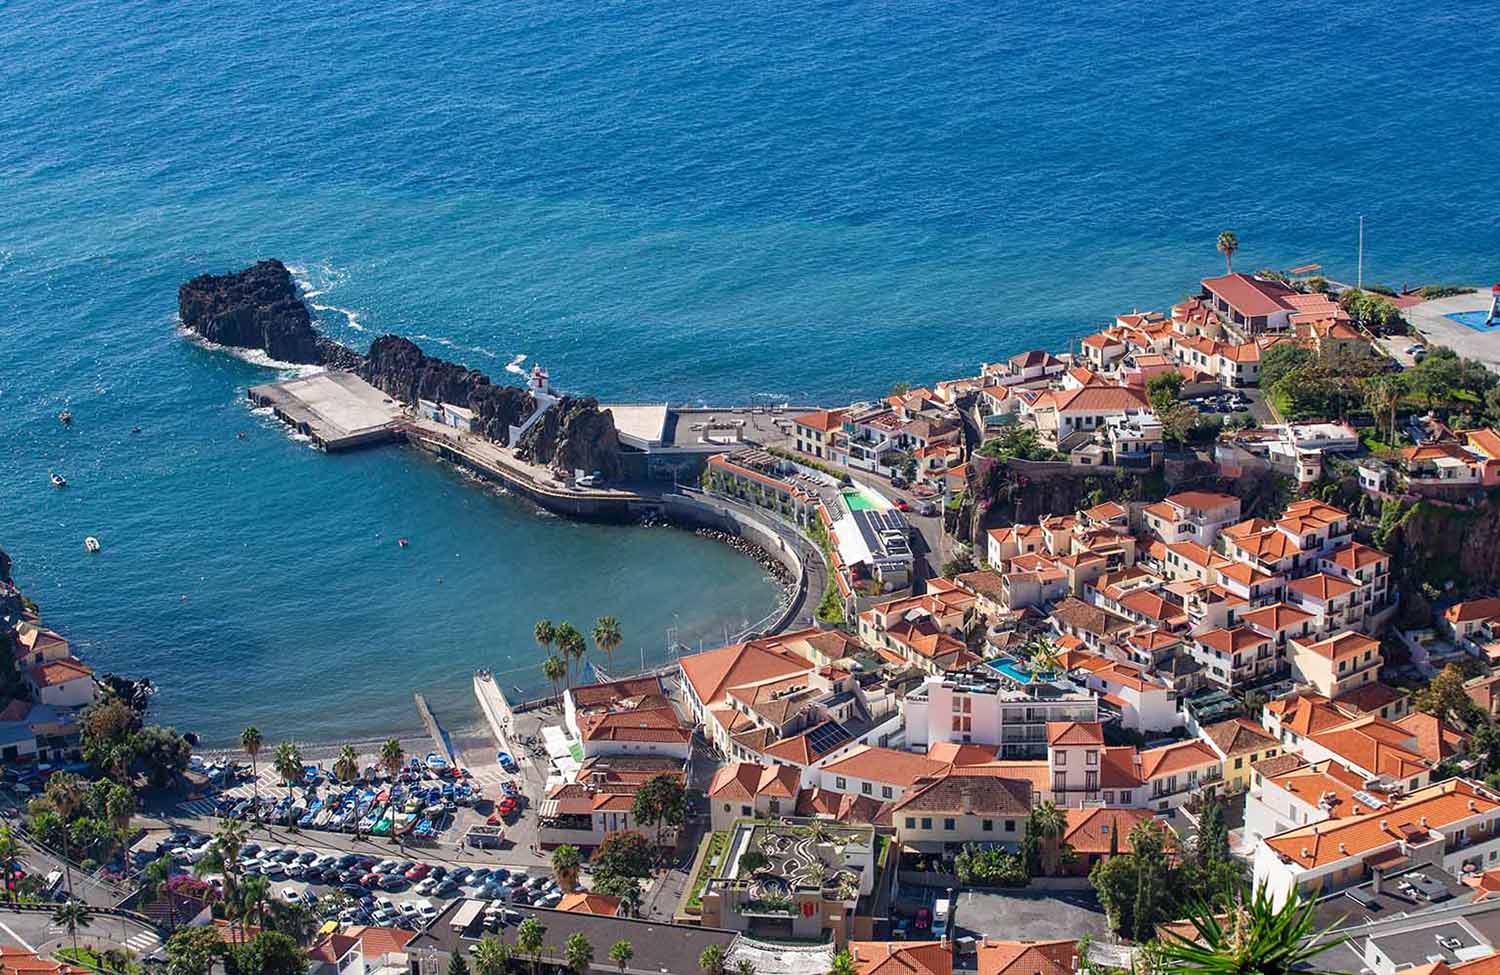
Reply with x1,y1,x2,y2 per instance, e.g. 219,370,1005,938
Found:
1344,887,1380,908
1352,790,1385,810
806,721,852,755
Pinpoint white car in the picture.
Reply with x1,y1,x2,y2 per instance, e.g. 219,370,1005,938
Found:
280,886,305,904
416,901,438,921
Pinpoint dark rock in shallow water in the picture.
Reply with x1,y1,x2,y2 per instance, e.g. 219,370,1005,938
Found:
178,259,363,368
0,547,11,587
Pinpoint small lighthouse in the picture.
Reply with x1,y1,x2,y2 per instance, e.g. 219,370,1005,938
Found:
1487,284,1500,327
528,363,551,394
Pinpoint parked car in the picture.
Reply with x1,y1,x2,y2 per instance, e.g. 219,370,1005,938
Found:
892,498,911,512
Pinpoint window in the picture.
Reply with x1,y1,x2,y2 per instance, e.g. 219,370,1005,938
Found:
905,817,916,829
1234,757,1243,770
882,786,893,799
1409,778,1419,791
1005,819,1016,833
862,782,872,795
835,776,847,790
768,799,780,814
944,818,956,831
1054,749,1067,766
742,805,751,816
982,819,994,832
1085,771,1098,791
723,803,731,812
921,817,933,831
1103,790,1115,804
1086,750,1098,767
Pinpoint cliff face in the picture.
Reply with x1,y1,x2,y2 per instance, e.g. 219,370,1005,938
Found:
178,259,361,368
0,547,10,587
517,396,623,480
360,335,537,443
1387,492,1500,589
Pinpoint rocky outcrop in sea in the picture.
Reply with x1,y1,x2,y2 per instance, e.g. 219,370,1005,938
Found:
178,262,622,475
178,259,362,368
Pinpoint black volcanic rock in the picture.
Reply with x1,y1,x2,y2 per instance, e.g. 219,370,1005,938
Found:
178,259,362,368
0,547,10,587
362,335,536,445
517,395,623,480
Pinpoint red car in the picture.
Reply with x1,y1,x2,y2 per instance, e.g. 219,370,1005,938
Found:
404,863,430,881
497,797,519,818
893,498,911,512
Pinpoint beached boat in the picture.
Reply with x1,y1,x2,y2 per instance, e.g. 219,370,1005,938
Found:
371,806,394,835
425,753,448,772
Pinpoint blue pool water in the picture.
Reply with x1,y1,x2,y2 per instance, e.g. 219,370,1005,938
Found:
3,0,1499,745
987,658,1037,685
1447,310,1500,332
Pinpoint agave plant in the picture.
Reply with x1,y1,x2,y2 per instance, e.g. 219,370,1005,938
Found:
1157,883,1344,975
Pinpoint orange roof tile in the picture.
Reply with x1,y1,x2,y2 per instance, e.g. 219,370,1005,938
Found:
978,940,1079,975
850,942,953,975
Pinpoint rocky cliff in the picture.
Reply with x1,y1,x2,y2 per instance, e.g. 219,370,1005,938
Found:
360,335,537,443
516,396,623,480
0,547,10,587
1385,491,1500,590
178,259,362,368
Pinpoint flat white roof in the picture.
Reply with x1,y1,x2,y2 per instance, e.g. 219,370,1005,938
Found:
604,403,669,447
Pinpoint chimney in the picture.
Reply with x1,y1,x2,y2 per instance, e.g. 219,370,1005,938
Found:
1380,818,1389,832
1421,816,1429,828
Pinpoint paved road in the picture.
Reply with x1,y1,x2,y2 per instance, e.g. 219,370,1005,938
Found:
1405,290,1500,370
0,907,161,957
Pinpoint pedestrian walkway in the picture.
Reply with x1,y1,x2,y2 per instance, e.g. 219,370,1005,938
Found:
176,798,218,817
122,929,162,955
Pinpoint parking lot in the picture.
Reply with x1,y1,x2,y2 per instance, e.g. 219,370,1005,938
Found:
951,888,1112,942
147,828,564,933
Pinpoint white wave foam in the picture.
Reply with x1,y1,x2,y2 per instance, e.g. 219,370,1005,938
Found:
310,301,365,332
176,326,325,376
505,354,527,376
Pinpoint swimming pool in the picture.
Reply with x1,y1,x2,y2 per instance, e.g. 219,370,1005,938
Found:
842,490,877,512
1445,310,1500,332
988,657,1038,684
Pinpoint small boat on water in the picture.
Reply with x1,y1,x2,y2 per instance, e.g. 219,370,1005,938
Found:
50,472,67,488
83,536,101,553
58,410,73,426
398,538,409,548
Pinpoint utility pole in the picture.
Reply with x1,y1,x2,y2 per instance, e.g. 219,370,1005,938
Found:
1358,215,1364,290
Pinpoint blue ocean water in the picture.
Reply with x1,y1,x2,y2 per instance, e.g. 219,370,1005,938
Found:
3,0,1499,745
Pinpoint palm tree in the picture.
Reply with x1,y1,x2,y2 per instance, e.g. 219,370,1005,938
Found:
735,962,757,975
1026,636,1062,677
241,726,263,821
564,933,593,975
1029,800,1068,876
1364,374,1403,445
43,771,84,900
608,941,634,975
272,743,303,824
543,655,567,705
334,745,360,785
516,917,545,975
0,825,19,907
1217,231,1239,274
52,901,93,955
551,844,582,892
554,622,584,689
473,936,513,975
1158,883,1345,975
380,738,405,780
239,874,272,931
592,617,622,679
828,950,857,975
700,944,728,975
143,857,176,929
534,619,557,660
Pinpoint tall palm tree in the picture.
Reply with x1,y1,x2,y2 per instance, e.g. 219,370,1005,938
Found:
564,933,593,975
543,655,567,704
1029,800,1068,876
534,619,557,664
334,745,360,785
473,936,513,975
592,617,622,679
699,944,728,975
52,901,93,955
272,743,303,824
1217,230,1239,274
551,844,582,892
1158,883,1345,975
1026,636,1062,677
0,826,20,907
380,738,405,780
608,941,633,975
1364,374,1403,445
241,726,264,821
554,622,584,689
239,874,272,931
516,917,545,975
43,772,84,900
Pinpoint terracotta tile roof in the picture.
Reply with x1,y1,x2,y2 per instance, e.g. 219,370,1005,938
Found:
1165,490,1240,514
1063,807,1161,855
1083,501,1127,521
1241,602,1314,632
556,892,622,915
1041,385,1150,415
1201,273,1297,316
1265,760,1378,821
850,942,953,975
28,657,92,686
1285,572,1358,602
792,408,848,432
570,676,666,709
822,745,953,788
1333,681,1406,715
1050,597,1132,637
977,940,1079,975
1100,746,1143,789
1446,598,1500,624
1047,720,1104,747
926,742,1003,767
1265,778,1500,869
1310,716,1429,778
679,637,814,707
1395,712,1471,763
760,723,847,767
1297,630,1379,661
1466,428,1500,461
1202,717,1278,756
891,769,1033,816
795,788,888,826
1137,740,1218,781
1197,627,1269,654
1165,540,1214,566
709,762,766,801
1252,753,1307,778
1325,542,1389,571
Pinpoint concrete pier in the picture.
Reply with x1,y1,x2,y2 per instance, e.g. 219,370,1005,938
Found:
247,372,403,451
